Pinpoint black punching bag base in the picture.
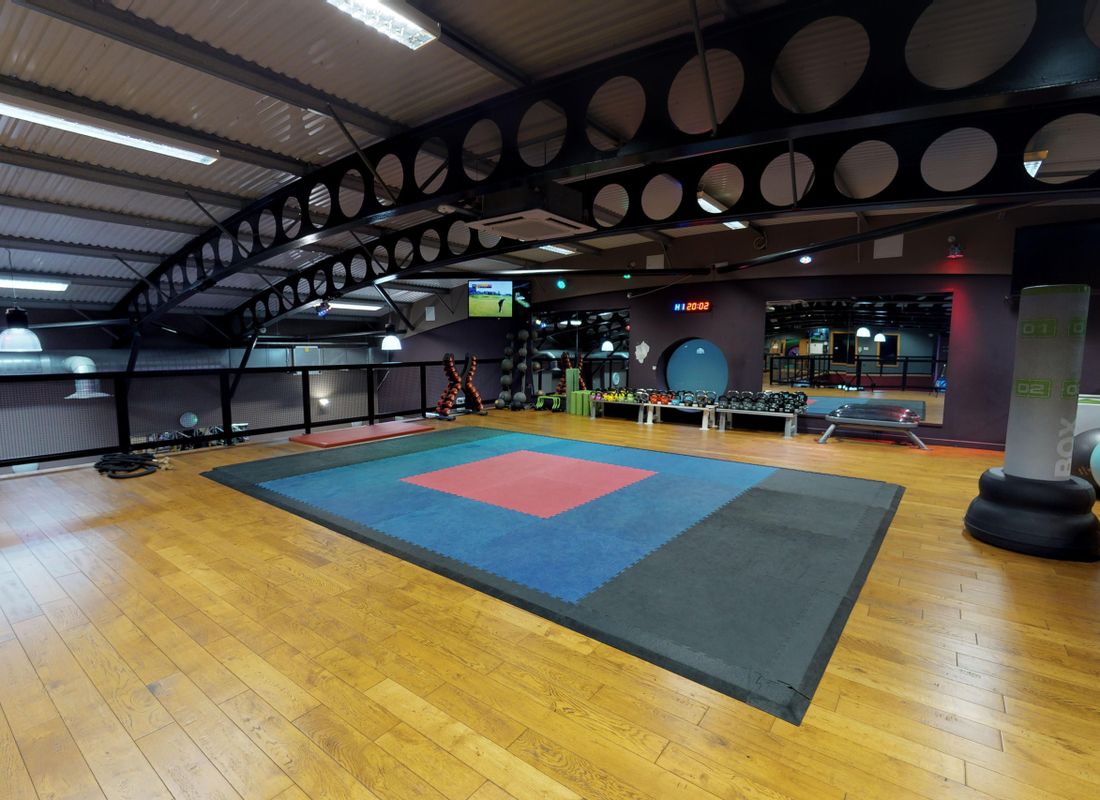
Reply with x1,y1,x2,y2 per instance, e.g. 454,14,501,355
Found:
964,468,1100,562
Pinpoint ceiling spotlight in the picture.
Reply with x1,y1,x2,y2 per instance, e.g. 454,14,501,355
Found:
316,300,331,318
325,0,439,50
622,273,631,280
946,235,964,259
0,307,43,352
799,255,813,265
600,340,614,352
856,326,871,338
873,332,886,343
555,278,567,290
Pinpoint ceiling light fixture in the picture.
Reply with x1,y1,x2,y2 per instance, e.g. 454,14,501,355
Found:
555,278,568,290
600,340,614,352
1023,149,1047,178
315,300,331,318
374,273,399,283
874,332,886,343
496,268,576,276
723,220,747,230
326,0,439,50
0,276,69,292
312,300,383,312
0,99,219,164
799,255,813,264
539,244,575,255
856,326,871,338
0,307,43,352
380,323,402,351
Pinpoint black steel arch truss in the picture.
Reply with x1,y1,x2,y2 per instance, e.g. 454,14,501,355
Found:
117,0,1100,326
225,97,1100,339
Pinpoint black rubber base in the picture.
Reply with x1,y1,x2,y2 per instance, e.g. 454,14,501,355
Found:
964,468,1100,561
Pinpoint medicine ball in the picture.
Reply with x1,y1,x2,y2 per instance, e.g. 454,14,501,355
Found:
1072,428,1100,490
501,358,513,371
517,329,529,341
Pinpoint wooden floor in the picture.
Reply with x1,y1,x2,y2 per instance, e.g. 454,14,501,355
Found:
1,412,1098,800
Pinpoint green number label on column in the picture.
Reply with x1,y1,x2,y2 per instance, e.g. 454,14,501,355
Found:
1020,319,1057,337
1062,380,1080,399
1069,319,1086,337
1014,378,1052,398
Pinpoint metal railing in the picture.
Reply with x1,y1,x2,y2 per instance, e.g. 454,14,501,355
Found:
0,359,501,469
767,355,946,392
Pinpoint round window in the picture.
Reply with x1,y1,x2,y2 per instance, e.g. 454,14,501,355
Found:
665,338,728,394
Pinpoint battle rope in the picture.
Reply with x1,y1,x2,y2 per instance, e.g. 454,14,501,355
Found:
93,453,169,479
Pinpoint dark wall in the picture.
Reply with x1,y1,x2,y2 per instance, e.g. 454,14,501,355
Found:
398,316,517,363
629,274,1018,447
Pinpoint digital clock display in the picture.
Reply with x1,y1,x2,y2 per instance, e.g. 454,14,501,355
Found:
672,301,712,313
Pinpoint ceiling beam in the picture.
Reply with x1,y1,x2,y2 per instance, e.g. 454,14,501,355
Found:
0,73,309,175
0,194,206,236
0,146,246,209
15,0,402,139
0,235,165,263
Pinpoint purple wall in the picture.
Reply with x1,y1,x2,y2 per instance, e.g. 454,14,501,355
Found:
629,274,1018,448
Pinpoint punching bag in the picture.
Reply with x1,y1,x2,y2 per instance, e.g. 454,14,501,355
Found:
964,284,1099,561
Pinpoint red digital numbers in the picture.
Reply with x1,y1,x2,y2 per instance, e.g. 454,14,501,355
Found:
673,300,712,312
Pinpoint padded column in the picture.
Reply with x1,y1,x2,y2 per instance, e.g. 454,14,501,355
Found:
965,284,1099,560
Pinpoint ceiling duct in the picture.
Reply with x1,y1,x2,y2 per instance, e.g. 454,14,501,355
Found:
468,183,595,241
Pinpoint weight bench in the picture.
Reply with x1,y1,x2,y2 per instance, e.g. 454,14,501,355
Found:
817,404,928,449
535,394,564,411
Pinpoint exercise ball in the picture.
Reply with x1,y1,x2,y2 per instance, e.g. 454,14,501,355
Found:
1072,428,1100,489
1092,444,1100,488
501,358,513,371
517,329,529,340
179,411,199,428
501,374,512,387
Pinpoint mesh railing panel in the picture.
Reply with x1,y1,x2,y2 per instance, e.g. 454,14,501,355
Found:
129,375,222,446
0,379,118,462
310,368,372,423
375,365,422,416
233,371,305,431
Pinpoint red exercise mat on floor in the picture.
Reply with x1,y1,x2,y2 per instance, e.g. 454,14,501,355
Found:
289,421,433,448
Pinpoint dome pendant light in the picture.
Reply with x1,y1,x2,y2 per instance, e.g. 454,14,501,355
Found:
855,326,871,338
380,323,402,352
873,332,886,343
0,307,43,352
600,340,614,352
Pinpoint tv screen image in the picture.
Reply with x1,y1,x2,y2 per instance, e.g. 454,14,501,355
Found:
468,280,513,317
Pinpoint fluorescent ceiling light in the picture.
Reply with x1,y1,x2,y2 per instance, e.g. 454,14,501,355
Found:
497,268,576,275
0,277,69,292
696,191,725,214
326,0,439,49
539,244,576,255
374,274,398,283
1023,149,1047,178
723,220,747,230
0,99,219,164
311,300,383,312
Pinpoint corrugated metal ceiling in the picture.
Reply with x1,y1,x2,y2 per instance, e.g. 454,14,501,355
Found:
0,0,1086,317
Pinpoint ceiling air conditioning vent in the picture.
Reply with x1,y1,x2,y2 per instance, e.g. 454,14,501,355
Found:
468,184,596,241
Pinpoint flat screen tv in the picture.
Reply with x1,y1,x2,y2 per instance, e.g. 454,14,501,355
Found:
468,280,513,318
